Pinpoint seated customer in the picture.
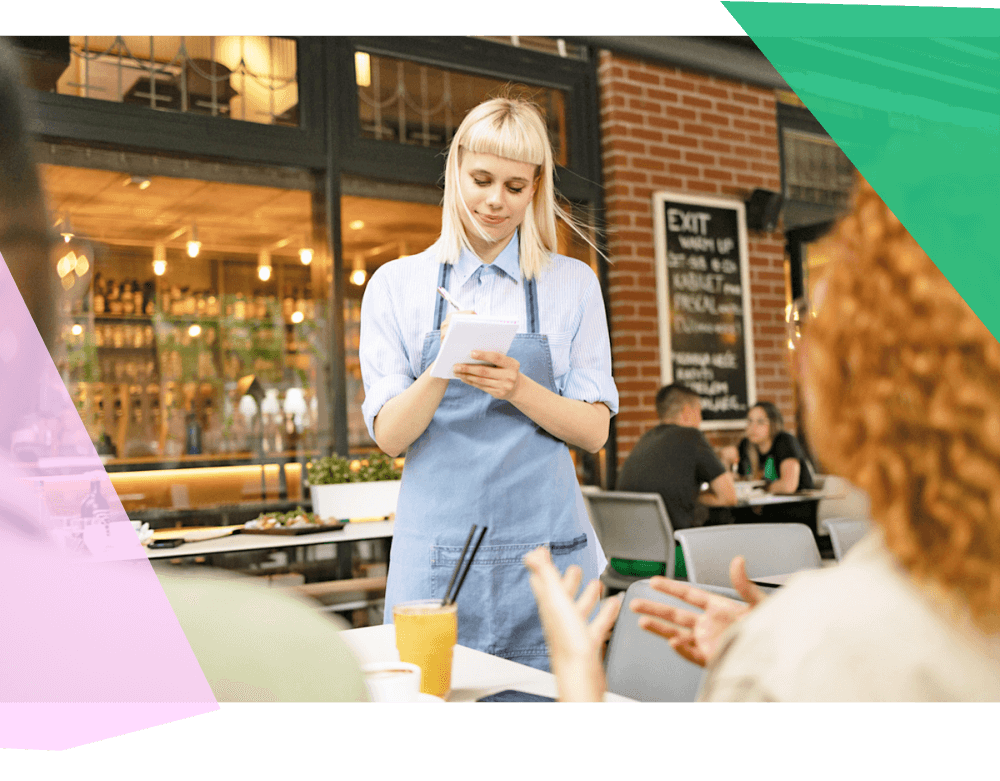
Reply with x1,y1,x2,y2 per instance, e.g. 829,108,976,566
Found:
525,177,1000,701
616,383,736,578
734,401,814,493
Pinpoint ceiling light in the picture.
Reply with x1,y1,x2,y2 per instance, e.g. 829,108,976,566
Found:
188,324,202,338
291,310,304,324
186,225,201,258
258,249,272,282
299,247,313,265
125,175,152,190
355,52,371,88
153,243,167,276
59,213,73,243
71,324,83,336
349,220,365,231
350,254,367,286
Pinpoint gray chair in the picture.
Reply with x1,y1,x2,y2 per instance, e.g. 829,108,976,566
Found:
583,492,675,595
824,517,870,561
673,523,822,588
604,579,705,702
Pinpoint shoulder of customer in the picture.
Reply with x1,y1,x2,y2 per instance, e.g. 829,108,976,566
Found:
700,534,1000,701
159,569,369,703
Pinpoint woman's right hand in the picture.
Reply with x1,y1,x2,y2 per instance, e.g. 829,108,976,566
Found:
440,309,476,342
629,556,767,667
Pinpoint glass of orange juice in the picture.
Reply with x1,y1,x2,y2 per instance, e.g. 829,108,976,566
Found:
393,599,458,698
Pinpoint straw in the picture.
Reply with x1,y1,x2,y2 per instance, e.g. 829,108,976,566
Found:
442,524,477,605
447,526,487,606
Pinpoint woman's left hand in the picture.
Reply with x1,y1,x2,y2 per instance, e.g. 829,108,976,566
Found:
453,350,521,400
524,545,621,702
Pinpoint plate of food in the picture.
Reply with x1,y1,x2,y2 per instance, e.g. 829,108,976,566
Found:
242,507,345,535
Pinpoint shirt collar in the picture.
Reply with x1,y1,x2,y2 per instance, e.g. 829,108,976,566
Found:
454,231,522,288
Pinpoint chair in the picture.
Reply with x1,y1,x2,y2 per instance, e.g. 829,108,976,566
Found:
815,475,872,528
673,523,822,588
583,492,675,595
824,517,870,561
604,579,705,702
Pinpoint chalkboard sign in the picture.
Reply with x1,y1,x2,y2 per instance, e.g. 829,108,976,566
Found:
652,191,756,429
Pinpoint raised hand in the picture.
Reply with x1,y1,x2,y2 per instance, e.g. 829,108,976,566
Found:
524,545,621,702
630,556,766,667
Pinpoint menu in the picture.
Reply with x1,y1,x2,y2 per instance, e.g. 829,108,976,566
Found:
653,192,756,428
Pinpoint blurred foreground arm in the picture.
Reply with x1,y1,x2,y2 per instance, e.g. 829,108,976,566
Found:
630,556,766,667
524,546,621,702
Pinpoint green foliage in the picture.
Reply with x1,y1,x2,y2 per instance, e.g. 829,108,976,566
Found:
307,452,401,485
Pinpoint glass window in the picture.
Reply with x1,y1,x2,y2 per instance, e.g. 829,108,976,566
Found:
40,158,326,513
781,128,856,209
354,51,569,166
340,194,443,452
36,36,299,126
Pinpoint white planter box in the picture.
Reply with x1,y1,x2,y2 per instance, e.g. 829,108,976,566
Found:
310,480,401,521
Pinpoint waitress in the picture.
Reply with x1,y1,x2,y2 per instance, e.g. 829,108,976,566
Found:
359,95,618,671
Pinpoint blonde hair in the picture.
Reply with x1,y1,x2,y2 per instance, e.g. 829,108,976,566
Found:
438,94,577,280
806,178,1000,631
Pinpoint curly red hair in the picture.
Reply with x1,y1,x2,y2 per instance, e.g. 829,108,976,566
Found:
806,178,1000,631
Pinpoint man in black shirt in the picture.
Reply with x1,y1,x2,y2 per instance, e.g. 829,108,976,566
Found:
616,384,737,578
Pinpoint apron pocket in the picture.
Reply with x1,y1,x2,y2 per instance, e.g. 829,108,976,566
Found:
430,535,589,661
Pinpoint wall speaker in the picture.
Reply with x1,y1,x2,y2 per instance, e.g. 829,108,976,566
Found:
745,189,784,232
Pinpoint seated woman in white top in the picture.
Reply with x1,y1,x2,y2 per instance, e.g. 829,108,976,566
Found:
524,177,1000,702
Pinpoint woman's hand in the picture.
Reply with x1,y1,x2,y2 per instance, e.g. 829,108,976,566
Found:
453,350,522,401
630,556,767,667
524,545,621,702
440,309,476,342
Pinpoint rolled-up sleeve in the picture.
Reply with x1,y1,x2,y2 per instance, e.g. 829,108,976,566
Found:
559,275,619,416
360,268,417,440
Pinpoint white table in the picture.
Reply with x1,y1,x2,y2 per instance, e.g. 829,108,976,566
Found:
341,624,632,703
146,520,394,559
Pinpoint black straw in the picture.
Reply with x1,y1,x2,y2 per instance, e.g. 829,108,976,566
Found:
447,526,488,606
442,525,477,605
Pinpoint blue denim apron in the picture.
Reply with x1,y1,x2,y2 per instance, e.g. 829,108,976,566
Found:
383,260,603,671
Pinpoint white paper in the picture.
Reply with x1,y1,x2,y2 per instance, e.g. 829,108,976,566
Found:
430,313,519,380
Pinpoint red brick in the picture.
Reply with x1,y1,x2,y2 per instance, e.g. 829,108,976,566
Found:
614,139,647,154
733,119,762,133
731,92,761,106
630,127,666,142
647,88,679,103
606,108,645,125
662,75,697,92
682,94,713,110
704,168,734,182
668,162,700,177
733,144,764,158
647,115,681,131
626,69,661,85
649,144,682,160
683,123,715,137
684,151,716,165
650,175,684,189
701,112,730,127
701,139,732,154
717,129,747,142
698,84,729,99
687,180,719,193
666,134,699,148
666,106,697,121
750,161,780,175
718,156,749,170
747,108,776,122
628,98,663,114
617,170,650,184
716,101,747,116
749,134,778,149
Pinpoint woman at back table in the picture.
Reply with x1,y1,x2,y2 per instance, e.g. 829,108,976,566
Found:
732,401,814,494
359,94,618,671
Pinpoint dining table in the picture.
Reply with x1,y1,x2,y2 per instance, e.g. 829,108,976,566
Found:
340,624,633,703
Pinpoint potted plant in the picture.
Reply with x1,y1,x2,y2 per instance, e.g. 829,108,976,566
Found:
307,452,402,522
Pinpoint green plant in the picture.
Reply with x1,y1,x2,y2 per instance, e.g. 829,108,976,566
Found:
356,452,401,482
307,452,401,485
307,454,355,485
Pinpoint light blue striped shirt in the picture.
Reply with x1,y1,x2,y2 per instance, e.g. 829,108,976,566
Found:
360,235,619,440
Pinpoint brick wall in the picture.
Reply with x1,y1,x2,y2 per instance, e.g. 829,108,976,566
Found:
596,51,796,473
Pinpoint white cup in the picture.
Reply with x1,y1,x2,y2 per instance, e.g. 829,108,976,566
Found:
362,662,421,702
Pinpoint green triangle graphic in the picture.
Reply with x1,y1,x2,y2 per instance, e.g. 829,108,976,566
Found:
724,2,1000,336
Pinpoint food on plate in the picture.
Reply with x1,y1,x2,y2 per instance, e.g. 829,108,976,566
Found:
244,507,324,530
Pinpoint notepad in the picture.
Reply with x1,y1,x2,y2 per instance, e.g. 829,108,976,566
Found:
430,313,519,380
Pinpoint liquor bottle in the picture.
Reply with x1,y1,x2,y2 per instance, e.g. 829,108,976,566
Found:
132,280,144,315
185,412,202,455
80,479,110,526
93,273,106,315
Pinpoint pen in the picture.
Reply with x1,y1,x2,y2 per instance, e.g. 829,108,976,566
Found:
437,286,464,310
